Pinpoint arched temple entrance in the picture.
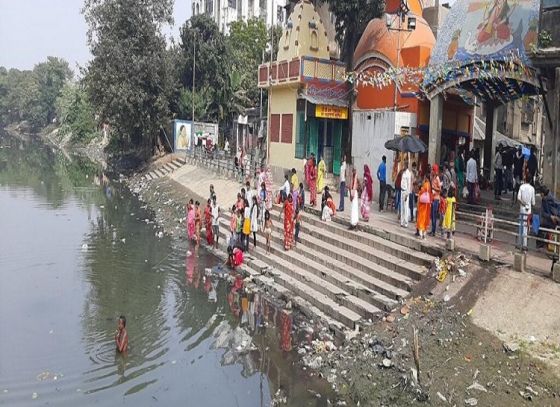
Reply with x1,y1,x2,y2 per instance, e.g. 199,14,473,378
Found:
424,0,543,182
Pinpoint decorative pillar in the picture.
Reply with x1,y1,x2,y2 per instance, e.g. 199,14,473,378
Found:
483,103,497,181
553,68,560,196
428,94,443,166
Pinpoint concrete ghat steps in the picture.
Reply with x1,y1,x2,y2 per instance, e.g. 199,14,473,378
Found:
266,234,400,311
299,204,444,258
250,270,349,335
269,209,427,283
217,220,381,319
210,249,347,333
269,229,409,301
215,224,365,326
250,213,410,301
284,207,434,268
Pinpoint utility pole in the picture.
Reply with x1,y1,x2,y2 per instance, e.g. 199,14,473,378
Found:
192,30,196,148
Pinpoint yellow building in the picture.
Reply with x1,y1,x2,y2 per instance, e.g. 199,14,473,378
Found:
258,0,349,178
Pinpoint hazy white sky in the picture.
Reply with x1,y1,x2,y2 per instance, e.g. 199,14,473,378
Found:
0,0,192,71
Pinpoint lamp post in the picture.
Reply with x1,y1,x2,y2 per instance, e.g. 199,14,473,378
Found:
386,0,417,112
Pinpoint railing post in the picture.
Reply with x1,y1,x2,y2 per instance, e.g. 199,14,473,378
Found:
478,207,492,261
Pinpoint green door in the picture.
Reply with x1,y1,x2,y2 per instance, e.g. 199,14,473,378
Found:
332,121,342,176
307,118,319,158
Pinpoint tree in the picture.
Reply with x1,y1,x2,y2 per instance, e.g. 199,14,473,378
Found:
228,18,269,107
55,82,98,143
82,0,175,158
179,14,232,123
319,0,384,68
34,57,73,125
0,59,72,130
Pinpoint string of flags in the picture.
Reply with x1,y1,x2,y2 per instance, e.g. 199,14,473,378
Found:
346,50,539,102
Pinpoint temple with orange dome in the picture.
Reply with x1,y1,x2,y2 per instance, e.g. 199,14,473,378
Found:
350,0,478,187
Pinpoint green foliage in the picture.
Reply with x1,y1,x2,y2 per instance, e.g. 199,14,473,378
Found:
0,57,72,130
55,82,98,143
228,19,280,108
319,0,385,67
34,57,73,124
179,14,232,122
82,0,175,159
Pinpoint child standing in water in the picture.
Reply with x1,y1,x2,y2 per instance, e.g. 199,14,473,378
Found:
115,315,128,353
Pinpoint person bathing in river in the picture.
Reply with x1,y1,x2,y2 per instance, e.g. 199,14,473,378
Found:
186,199,196,241
115,315,128,353
194,201,202,245
227,246,244,269
204,199,214,246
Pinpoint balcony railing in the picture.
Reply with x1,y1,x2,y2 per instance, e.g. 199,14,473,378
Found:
258,56,347,88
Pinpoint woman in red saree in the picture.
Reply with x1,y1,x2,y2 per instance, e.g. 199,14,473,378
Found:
194,201,202,245
308,158,317,207
204,198,213,246
283,194,295,250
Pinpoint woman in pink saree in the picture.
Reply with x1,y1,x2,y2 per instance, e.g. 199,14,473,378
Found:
360,165,374,221
186,198,196,241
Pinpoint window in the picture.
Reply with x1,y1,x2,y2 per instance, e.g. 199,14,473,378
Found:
277,5,284,23
270,114,280,142
205,0,213,14
281,114,293,144
228,0,236,8
310,31,319,50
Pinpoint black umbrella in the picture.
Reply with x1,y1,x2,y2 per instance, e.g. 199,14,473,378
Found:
384,135,427,153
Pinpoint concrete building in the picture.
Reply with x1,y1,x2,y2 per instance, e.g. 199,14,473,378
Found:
257,0,349,179
532,0,560,196
425,0,542,183
192,0,288,33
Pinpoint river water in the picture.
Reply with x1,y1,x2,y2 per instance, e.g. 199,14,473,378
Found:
0,135,334,406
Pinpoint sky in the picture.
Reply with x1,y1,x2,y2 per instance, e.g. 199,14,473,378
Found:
0,0,192,71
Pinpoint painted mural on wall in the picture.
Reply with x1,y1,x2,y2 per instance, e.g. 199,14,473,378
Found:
431,0,539,65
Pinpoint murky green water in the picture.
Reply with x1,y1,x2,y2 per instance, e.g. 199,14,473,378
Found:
0,134,334,406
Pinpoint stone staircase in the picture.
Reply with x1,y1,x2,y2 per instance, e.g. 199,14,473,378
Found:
215,204,433,332
143,157,186,180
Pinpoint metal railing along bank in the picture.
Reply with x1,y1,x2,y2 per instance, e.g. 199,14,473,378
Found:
456,204,559,272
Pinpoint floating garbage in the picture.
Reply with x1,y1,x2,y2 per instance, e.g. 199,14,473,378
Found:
32,392,38,400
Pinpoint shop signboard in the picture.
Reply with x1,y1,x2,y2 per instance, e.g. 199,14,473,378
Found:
315,105,348,120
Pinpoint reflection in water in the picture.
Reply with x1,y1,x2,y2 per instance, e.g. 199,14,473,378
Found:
0,133,336,406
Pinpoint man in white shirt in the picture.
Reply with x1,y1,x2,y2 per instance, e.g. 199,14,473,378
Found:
494,146,503,200
465,151,478,204
400,162,412,228
211,196,220,249
338,155,347,212
517,176,535,250
281,174,290,202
